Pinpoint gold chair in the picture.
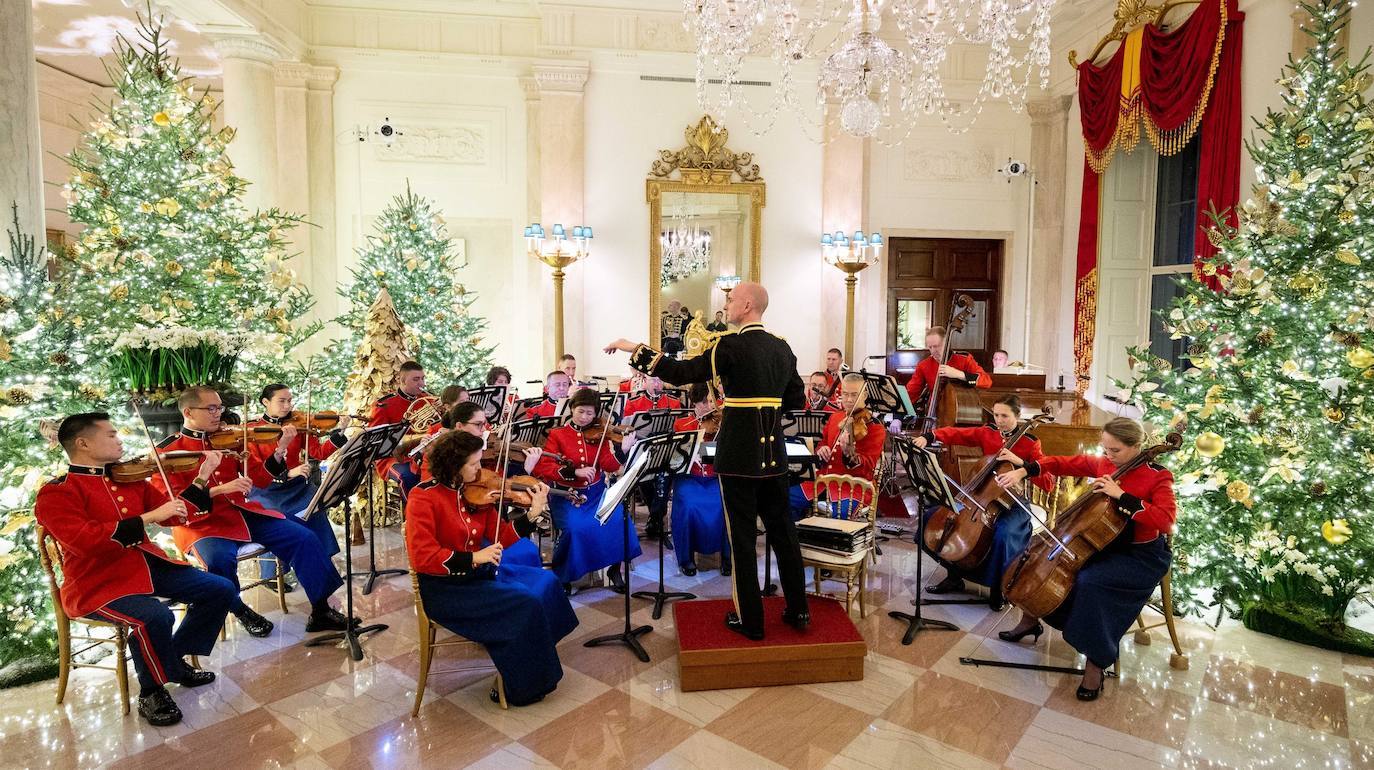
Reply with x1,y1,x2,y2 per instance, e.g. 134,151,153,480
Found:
409,571,507,717
799,474,877,618
1131,536,1189,670
37,525,132,715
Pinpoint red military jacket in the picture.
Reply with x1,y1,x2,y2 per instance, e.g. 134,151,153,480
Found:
932,425,1056,493
822,370,842,395
533,424,621,489
805,392,841,412
405,480,526,576
1025,454,1177,543
801,412,886,503
369,389,434,477
622,393,682,418
244,414,346,490
674,414,717,478
525,397,560,419
905,352,992,405
154,428,286,553
35,465,211,618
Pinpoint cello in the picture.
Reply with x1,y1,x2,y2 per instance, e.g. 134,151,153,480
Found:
1000,432,1182,619
914,294,984,482
923,407,1056,570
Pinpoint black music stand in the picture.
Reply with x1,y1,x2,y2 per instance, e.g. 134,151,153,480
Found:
886,438,961,644
585,451,655,661
300,424,402,660
355,421,411,595
466,385,508,423
628,431,700,619
508,416,556,446
781,409,829,440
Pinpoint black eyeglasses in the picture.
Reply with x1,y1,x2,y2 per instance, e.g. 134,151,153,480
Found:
189,405,226,414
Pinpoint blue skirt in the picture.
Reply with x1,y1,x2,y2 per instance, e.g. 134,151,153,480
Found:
1043,531,1171,668
921,502,1032,597
671,475,729,567
549,481,642,584
418,564,578,706
502,536,542,569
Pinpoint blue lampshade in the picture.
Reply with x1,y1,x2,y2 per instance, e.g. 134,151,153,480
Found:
821,234,834,245
872,233,884,246
571,226,583,238
552,223,565,237
523,226,533,237
583,227,594,239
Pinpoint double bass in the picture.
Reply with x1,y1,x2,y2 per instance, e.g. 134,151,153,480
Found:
915,294,984,482
1001,432,1182,618
923,408,1056,570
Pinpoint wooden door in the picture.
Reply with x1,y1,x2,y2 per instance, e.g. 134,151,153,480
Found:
886,238,1003,385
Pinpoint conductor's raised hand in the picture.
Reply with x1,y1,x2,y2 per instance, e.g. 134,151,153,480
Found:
603,339,638,355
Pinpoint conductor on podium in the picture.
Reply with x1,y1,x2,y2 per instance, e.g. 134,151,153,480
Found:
605,281,809,640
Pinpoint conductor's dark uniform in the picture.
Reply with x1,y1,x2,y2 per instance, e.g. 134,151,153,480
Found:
628,321,807,634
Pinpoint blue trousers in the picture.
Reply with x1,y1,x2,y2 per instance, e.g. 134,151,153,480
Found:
85,554,237,692
923,502,1032,603
249,478,340,580
193,514,344,608
419,564,578,706
388,463,421,502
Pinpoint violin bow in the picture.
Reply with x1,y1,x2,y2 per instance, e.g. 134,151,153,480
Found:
130,400,181,519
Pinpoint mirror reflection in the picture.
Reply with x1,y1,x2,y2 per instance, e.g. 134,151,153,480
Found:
658,191,753,334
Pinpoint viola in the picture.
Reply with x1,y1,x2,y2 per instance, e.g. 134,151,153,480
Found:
283,410,360,434
461,468,585,511
206,425,282,450
923,408,1056,570
108,451,203,483
578,418,634,444
1001,432,1182,619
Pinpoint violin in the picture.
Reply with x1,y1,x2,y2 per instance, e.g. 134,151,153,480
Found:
283,410,359,434
699,408,723,435
578,418,634,444
461,468,586,511
481,440,573,469
109,451,203,483
206,425,282,450
839,407,871,444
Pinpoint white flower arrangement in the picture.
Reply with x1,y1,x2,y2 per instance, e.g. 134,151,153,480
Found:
109,326,260,355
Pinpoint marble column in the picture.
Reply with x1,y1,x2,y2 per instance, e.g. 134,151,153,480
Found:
821,101,870,368
213,36,282,212
1,0,45,238
304,66,339,327
530,61,589,363
1026,95,1075,374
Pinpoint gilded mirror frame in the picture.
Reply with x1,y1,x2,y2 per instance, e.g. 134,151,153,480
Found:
647,115,765,347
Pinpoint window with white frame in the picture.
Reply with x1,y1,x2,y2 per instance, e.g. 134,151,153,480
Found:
1147,135,1201,369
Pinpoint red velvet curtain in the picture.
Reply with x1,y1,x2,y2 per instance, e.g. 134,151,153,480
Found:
1071,0,1242,390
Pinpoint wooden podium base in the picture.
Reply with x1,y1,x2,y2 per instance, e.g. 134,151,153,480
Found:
673,597,867,692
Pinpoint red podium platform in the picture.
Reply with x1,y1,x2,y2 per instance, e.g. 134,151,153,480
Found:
673,597,867,692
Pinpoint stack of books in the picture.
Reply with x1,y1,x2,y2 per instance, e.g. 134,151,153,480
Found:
796,516,872,558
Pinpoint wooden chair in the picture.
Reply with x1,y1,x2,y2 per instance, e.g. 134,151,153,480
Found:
410,571,507,716
1130,536,1189,670
37,525,132,715
799,474,877,618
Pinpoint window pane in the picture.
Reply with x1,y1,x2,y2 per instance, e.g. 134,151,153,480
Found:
957,299,989,350
1149,274,1189,368
1153,136,1200,267
896,300,932,350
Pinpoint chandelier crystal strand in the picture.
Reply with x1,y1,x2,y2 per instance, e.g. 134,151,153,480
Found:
660,209,713,289
687,0,1056,140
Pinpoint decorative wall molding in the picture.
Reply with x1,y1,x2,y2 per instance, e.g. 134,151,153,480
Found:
1026,94,1075,123
373,124,489,164
532,61,590,94
902,146,997,182
210,34,284,64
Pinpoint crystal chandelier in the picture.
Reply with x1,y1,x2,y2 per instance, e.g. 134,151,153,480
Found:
660,211,713,289
685,0,1056,139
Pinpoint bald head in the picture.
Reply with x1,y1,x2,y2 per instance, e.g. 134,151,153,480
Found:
727,281,768,325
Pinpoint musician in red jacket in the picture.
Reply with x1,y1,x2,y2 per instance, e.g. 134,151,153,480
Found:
788,373,886,519
994,417,1176,702
805,371,841,412
406,431,577,706
525,370,571,418
155,386,356,639
245,384,349,585
621,376,682,417
904,326,992,410
36,412,237,726
912,394,1055,609
533,388,640,593
369,360,436,499
670,383,731,576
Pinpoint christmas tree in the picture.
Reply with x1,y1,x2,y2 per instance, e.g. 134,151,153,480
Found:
316,184,492,402
59,12,318,387
344,288,413,416
0,204,105,685
1118,0,1374,652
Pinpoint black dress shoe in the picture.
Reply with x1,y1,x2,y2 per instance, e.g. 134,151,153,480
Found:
724,611,764,641
174,663,216,688
719,561,732,577
235,606,274,638
305,607,358,632
563,582,574,596
680,564,698,577
782,608,811,632
137,687,183,726
987,597,1007,612
925,574,966,595
607,567,627,594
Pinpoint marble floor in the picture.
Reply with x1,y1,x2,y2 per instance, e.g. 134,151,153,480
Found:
4,521,1372,770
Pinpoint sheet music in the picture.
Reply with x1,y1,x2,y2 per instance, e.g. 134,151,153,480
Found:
595,451,650,525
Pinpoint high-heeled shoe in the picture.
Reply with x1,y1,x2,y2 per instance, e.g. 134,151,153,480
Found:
1076,682,1104,701
997,622,1044,644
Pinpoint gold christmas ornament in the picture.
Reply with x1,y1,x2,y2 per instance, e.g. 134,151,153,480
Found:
1335,248,1360,265
1348,348,1374,370
1255,327,1276,346
1321,519,1352,545
1225,480,1252,507
1194,431,1226,458
1288,270,1326,299
154,197,181,217
153,111,171,126
1296,133,1312,147
1325,406,1345,423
